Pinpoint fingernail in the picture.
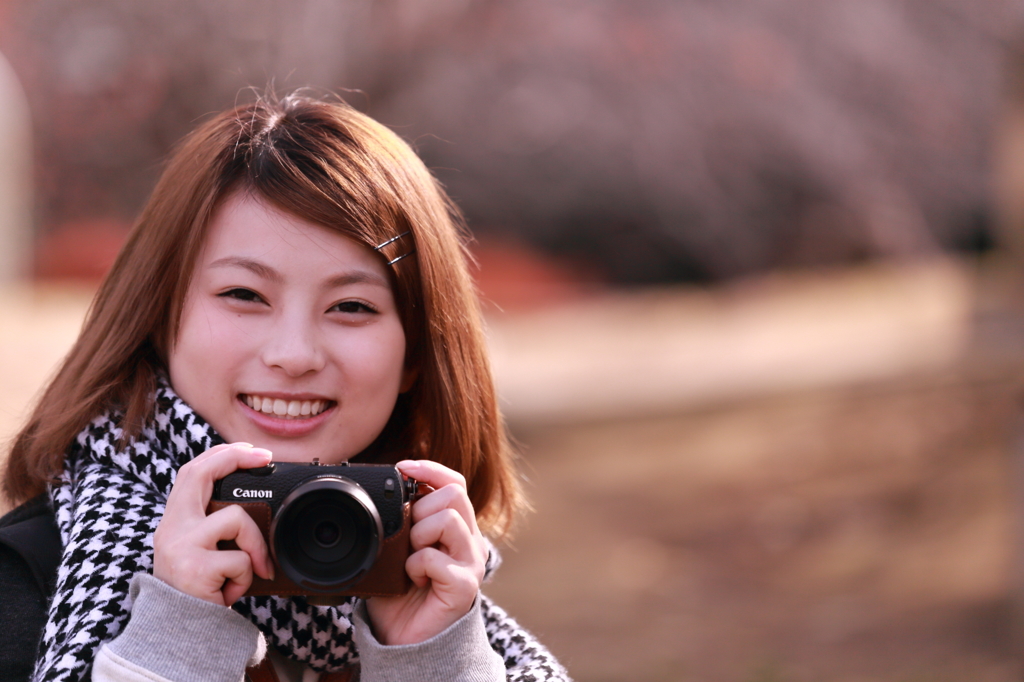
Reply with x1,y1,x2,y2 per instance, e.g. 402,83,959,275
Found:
237,442,254,448
253,448,273,460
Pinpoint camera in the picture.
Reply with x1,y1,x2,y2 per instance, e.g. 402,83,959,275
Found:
209,460,418,604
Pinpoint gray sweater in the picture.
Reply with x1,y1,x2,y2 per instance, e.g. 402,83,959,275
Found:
93,574,522,682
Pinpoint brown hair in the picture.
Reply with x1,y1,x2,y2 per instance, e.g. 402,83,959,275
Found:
4,94,523,538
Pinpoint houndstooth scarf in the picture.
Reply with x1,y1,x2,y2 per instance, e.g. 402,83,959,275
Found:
33,380,569,682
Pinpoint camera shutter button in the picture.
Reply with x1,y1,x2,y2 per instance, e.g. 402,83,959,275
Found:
249,463,275,476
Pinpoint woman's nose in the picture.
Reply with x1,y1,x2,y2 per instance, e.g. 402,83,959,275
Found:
260,318,326,377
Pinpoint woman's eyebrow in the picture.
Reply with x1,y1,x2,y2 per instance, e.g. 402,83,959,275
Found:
324,271,390,289
209,256,281,282
209,256,389,289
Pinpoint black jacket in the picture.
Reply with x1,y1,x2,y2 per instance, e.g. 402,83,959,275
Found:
0,495,61,682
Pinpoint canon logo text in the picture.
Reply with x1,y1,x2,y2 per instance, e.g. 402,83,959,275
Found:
232,488,273,499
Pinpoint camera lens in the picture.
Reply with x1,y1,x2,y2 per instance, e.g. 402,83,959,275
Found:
314,521,340,548
271,477,382,590
293,500,358,564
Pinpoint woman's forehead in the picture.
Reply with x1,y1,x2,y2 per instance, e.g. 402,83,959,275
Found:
199,192,391,286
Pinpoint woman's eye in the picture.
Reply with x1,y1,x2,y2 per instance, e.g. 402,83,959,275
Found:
218,288,265,303
330,300,377,314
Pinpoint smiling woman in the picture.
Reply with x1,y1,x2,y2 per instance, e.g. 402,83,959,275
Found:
0,95,569,682
169,192,410,461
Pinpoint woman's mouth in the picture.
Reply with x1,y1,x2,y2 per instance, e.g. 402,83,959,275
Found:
240,394,334,419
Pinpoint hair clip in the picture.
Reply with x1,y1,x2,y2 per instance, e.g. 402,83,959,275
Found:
373,231,416,266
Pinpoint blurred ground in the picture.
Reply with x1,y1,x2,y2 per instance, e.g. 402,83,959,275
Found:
489,377,1020,682
2,259,1024,681
483,258,1024,681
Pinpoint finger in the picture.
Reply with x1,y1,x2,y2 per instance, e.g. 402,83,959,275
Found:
410,483,478,532
170,444,272,517
207,549,255,605
410,508,480,564
200,505,274,580
156,546,252,606
405,547,481,600
179,443,272,491
398,460,480,533
405,546,449,589
179,441,267,478
397,460,466,493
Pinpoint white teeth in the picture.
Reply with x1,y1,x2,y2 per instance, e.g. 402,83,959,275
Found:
244,395,330,419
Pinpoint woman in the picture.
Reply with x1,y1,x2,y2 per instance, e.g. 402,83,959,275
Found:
2,94,569,682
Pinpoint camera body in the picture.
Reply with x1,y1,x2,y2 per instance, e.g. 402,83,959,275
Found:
209,460,418,604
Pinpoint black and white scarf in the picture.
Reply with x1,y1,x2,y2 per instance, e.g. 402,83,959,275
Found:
34,380,568,682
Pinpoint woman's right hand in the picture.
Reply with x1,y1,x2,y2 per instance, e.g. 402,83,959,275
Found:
153,442,276,606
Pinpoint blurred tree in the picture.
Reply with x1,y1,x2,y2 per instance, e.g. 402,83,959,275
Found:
0,0,1019,282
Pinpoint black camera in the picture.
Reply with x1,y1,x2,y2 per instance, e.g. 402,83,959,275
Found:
210,460,418,603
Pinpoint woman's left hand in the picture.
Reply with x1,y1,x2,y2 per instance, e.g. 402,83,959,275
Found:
364,459,489,646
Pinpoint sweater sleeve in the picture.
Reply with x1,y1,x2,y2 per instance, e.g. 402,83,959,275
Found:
352,594,571,682
93,573,266,682
352,596,505,682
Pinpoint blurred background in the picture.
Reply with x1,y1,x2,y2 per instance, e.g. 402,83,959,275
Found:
2,0,1024,680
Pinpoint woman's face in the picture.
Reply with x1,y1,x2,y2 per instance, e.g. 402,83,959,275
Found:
168,192,410,463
